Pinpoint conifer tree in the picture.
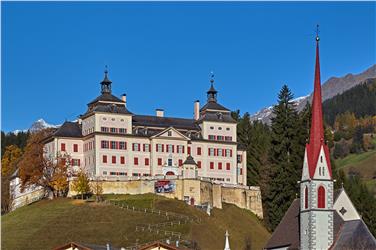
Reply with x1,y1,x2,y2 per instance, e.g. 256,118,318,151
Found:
265,85,302,230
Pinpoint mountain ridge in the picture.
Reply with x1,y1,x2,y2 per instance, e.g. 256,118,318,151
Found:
250,64,376,124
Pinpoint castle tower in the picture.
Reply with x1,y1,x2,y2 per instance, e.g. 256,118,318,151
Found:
300,28,334,250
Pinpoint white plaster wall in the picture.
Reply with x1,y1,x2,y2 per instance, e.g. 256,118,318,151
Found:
95,113,132,134
82,115,95,136
201,121,236,141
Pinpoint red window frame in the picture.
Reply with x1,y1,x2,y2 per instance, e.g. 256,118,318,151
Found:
73,144,78,152
197,147,201,155
61,143,66,151
178,159,183,166
134,157,139,165
158,158,162,166
145,158,150,166
318,186,325,208
226,163,230,170
120,156,125,164
218,162,222,170
112,156,116,164
188,147,191,155
197,161,201,168
210,162,214,169
103,155,107,163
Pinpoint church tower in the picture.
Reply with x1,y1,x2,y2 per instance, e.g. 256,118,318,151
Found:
300,28,334,250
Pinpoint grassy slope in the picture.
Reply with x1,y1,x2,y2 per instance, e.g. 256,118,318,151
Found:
335,140,376,194
2,194,270,250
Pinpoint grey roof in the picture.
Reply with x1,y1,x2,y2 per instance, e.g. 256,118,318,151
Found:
83,103,132,117
183,155,197,165
197,111,236,123
265,195,376,250
200,101,229,112
132,115,200,130
88,93,124,105
53,122,82,138
332,220,376,250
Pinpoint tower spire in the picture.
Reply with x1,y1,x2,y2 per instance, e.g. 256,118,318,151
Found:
207,71,218,102
100,65,112,94
306,24,332,178
224,230,231,250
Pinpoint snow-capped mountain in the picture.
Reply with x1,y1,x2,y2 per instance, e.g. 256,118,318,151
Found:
11,119,59,134
250,64,376,124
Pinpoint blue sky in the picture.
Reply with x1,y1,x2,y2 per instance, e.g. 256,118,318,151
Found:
2,2,375,132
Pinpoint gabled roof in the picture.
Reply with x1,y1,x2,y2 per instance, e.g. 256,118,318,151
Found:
132,115,199,130
150,127,190,140
197,111,237,124
183,155,197,165
138,241,183,250
53,121,82,138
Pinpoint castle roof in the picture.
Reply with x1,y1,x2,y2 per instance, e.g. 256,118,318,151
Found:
132,115,199,131
183,155,197,165
53,121,82,138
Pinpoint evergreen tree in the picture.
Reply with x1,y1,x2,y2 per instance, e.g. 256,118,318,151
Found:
265,85,302,230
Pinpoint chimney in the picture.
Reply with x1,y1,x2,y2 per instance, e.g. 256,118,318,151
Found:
156,109,164,117
121,94,127,107
194,100,200,120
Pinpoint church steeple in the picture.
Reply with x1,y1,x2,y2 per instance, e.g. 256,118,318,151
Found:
306,25,332,178
100,66,112,94
207,72,218,102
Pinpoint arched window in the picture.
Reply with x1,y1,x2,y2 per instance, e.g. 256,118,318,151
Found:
318,186,325,208
304,186,308,209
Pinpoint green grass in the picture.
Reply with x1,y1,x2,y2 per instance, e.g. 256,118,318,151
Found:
336,149,376,170
2,194,270,250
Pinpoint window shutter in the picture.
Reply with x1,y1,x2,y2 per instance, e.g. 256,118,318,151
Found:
188,147,191,155
156,144,158,152
162,144,165,152
78,159,81,166
143,144,145,152
182,146,185,154
208,148,210,156
172,145,175,153
230,150,232,157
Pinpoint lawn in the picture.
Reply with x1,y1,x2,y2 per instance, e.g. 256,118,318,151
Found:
2,194,270,250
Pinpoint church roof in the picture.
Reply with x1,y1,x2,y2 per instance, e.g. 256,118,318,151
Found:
53,121,82,138
306,37,332,178
264,196,376,250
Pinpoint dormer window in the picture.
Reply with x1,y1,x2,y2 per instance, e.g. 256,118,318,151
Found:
168,131,172,136
217,113,223,120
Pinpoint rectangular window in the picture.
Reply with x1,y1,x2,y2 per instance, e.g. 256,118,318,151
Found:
119,141,126,150
157,144,163,152
197,147,202,155
110,127,117,133
217,136,224,141
110,141,117,149
178,159,183,166
133,143,140,151
134,157,139,165
120,156,125,164
102,155,107,163
119,128,126,134
225,136,232,141
197,161,201,168
237,155,242,163
218,162,222,170
61,143,66,151
158,158,162,166
210,162,214,169
144,144,150,152
167,144,173,153
240,168,243,175
208,135,215,140
101,141,109,149
73,144,78,152
188,147,191,155
112,156,116,164
101,127,109,132
226,163,230,170
218,149,223,157
145,158,150,166
209,148,214,156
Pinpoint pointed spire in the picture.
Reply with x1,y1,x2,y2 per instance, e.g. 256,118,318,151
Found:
306,25,332,178
100,66,112,94
224,230,231,250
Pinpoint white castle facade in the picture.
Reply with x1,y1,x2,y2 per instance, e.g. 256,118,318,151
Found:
43,72,247,185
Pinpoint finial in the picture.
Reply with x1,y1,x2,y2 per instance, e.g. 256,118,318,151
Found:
104,65,108,75
210,71,215,84
341,182,344,189
315,24,320,42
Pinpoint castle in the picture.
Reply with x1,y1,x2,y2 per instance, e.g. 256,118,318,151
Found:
43,73,247,185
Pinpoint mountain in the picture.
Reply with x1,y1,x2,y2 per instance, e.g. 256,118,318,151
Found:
11,119,59,134
250,64,376,124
